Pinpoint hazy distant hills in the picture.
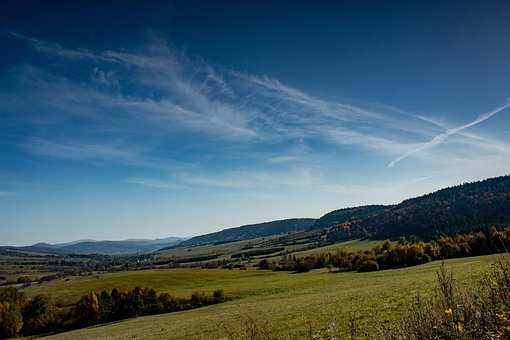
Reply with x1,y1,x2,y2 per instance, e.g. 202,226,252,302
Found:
2,237,185,255
321,175,510,240
3,175,509,255
175,218,317,248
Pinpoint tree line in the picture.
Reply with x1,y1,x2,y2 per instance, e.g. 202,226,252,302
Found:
0,286,226,338
258,226,510,273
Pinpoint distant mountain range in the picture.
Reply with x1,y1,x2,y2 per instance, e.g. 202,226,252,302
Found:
175,218,317,248
1,237,185,255
3,175,510,255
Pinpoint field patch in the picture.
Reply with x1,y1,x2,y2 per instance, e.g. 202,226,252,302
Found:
34,254,499,339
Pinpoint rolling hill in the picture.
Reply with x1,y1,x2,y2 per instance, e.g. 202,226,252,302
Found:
175,218,317,247
311,205,387,230
320,175,510,240
1,237,185,255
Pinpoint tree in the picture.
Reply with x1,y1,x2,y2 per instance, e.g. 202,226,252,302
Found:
145,289,162,314
110,288,120,319
0,302,23,338
0,288,25,308
22,295,57,335
73,292,100,326
157,293,173,311
130,287,145,316
98,290,112,321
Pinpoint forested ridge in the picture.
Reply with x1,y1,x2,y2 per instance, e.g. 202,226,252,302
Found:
319,175,510,240
175,218,317,247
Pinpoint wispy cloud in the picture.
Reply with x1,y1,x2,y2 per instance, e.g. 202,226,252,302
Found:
126,178,184,190
8,32,114,62
9,33,424,151
125,169,440,210
388,101,510,167
5,32,510,178
127,168,320,191
22,137,140,162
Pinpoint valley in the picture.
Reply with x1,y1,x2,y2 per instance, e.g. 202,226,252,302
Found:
34,255,499,339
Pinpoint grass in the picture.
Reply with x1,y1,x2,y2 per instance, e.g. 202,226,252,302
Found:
248,239,385,263
22,240,384,301
29,254,499,339
291,239,383,257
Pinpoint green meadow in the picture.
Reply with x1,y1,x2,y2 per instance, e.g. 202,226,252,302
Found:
28,254,499,339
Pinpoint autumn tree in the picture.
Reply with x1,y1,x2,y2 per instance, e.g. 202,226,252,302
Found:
0,302,23,338
21,295,57,335
73,292,100,326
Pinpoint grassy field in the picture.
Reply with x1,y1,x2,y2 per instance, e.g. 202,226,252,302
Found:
24,240,387,306
0,254,63,284
286,239,383,257
155,237,386,267
30,254,500,339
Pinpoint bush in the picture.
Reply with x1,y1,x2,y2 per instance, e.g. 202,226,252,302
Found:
213,289,225,301
294,258,314,273
190,292,208,308
258,259,271,270
357,259,379,272
157,293,177,312
16,277,32,285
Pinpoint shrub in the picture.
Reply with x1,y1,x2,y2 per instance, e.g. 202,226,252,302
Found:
16,277,32,285
294,258,314,273
157,293,178,312
258,259,271,270
21,295,58,335
357,259,379,272
190,292,208,308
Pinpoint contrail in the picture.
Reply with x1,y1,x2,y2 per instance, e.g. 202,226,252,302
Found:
388,101,510,167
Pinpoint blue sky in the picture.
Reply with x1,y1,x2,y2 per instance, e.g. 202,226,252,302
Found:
1,1,510,245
